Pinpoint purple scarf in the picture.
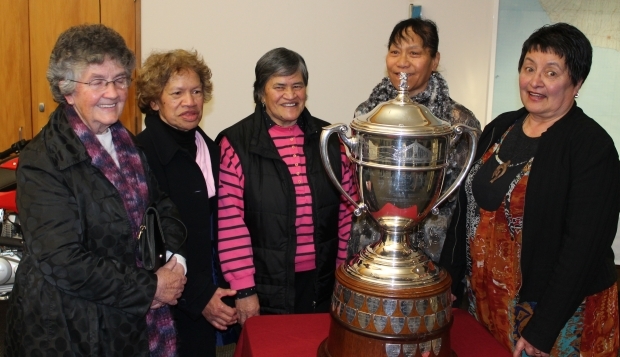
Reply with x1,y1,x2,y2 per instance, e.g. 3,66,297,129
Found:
66,106,177,357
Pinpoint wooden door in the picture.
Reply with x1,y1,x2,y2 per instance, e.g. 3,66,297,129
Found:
0,0,140,151
29,0,100,136
102,0,141,134
0,2,32,152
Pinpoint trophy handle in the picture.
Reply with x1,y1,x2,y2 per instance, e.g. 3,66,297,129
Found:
430,124,479,214
320,124,365,216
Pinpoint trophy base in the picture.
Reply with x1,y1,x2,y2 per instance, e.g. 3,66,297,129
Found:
317,337,458,357
318,264,454,357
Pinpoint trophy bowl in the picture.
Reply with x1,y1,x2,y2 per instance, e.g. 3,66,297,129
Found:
317,73,477,357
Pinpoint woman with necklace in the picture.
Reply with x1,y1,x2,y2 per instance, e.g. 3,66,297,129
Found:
440,23,620,356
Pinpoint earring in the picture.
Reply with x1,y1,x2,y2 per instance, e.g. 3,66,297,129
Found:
574,92,579,98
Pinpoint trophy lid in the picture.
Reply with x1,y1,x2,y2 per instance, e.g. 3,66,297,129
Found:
352,73,453,136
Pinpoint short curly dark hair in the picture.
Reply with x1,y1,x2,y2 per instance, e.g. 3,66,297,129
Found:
47,24,135,104
518,23,592,86
136,49,213,114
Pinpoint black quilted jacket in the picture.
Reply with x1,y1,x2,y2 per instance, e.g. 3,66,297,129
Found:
5,105,186,357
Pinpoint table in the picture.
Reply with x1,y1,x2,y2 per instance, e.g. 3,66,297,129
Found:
234,308,511,357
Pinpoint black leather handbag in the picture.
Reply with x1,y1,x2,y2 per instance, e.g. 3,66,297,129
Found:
138,206,186,271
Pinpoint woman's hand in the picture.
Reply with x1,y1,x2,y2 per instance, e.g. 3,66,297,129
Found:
152,257,187,306
202,288,238,330
150,300,164,309
235,294,260,326
513,337,549,357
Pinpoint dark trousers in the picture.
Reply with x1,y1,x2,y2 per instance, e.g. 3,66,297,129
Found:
173,307,217,357
294,269,329,314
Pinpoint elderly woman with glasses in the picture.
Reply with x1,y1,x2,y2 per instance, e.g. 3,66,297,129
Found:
217,47,358,325
5,24,187,357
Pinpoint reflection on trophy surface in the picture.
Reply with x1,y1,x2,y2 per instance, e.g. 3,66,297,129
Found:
317,73,477,357
363,135,443,228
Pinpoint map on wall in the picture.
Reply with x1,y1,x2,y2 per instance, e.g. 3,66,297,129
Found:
492,0,620,262
491,0,620,147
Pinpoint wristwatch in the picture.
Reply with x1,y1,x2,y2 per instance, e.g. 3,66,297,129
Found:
235,287,257,300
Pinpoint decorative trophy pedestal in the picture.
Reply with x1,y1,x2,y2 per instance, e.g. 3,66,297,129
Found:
318,73,477,357
317,260,454,357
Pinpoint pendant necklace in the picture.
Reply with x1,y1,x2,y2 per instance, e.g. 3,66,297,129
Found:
489,115,533,184
490,155,530,183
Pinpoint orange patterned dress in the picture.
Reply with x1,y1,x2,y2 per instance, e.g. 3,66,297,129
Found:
463,126,619,356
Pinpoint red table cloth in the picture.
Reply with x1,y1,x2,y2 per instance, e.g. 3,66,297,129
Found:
234,308,511,357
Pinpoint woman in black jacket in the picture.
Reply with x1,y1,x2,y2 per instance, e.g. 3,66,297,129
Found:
6,25,187,357
440,23,619,357
136,49,238,357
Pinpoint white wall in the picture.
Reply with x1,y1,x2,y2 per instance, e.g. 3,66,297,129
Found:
142,0,497,138
414,0,498,127
142,2,620,262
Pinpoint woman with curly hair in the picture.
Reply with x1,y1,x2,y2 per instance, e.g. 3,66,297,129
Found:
136,49,238,357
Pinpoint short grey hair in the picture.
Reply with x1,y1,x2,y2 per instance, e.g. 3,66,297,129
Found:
253,48,308,104
47,24,136,104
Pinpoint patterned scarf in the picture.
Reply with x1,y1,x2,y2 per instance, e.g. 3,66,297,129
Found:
354,72,455,122
65,106,177,357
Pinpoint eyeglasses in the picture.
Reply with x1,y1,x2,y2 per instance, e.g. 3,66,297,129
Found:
66,77,131,91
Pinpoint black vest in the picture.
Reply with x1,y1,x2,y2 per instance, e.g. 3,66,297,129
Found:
218,107,343,314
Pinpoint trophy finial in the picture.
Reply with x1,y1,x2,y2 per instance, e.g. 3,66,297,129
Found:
395,72,413,104
399,72,409,93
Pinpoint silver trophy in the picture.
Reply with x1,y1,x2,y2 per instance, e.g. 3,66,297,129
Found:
318,73,477,357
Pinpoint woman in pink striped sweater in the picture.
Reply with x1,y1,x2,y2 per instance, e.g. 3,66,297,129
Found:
217,48,358,326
